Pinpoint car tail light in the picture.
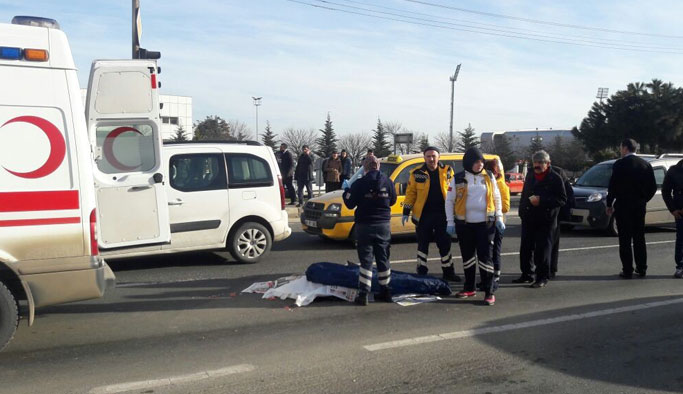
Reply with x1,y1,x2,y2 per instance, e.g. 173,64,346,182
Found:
278,175,285,210
89,208,99,256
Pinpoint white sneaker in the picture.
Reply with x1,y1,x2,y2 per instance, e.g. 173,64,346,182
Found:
674,268,683,278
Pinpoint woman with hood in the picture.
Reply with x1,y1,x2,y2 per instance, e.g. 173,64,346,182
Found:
445,147,504,306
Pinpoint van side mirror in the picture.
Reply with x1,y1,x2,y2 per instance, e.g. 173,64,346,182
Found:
153,173,163,184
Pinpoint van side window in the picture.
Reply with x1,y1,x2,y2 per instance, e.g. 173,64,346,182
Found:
395,163,422,196
653,167,666,188
225,154,273,188
169,153,227,192
443,160,463,173
94,124,157,174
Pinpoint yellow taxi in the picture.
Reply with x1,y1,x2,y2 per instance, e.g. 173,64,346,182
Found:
300,152,502,242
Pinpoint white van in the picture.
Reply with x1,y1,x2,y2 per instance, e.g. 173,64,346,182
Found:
102,141,292,263
0,16,170,350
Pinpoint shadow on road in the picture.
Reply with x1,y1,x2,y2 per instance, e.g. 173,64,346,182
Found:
474,295,683,392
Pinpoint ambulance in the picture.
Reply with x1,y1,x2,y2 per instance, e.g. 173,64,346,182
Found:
0,16,170,350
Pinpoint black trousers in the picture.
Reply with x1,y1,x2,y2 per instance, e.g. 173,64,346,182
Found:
296,180,313,202
519,218,555,281
615,204,647,274
416,211,452,271
283,176,296,203
551,217,561,274
356,222,391,293
456,222,494,295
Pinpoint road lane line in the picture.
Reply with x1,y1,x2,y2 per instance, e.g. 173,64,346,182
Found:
89,364,256,394
389,240,675,264
364,297,683,351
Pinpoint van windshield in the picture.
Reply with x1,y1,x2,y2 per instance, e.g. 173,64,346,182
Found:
575,163,613,188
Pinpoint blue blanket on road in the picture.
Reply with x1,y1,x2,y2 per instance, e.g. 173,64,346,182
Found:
305,262,452,296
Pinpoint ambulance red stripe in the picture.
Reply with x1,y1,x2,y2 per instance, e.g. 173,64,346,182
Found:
0,190,79,212
0,217,80,227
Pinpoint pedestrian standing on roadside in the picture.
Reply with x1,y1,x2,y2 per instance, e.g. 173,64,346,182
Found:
324,151,342,193
343,155,397,305
446,147,503,306
275,143,296,205
483,158,510,291
606,138,657,279
661,158,683,278
340,149,353,181
514,150,566,288
402,147,461,282
294,145,314,207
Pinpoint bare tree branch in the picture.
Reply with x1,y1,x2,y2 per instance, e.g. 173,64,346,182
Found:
281,127,318,157
227,119,252,141
338,132,373,167
433,132,454,153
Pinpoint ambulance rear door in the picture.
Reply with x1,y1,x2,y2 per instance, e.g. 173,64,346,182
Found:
85,60,170,249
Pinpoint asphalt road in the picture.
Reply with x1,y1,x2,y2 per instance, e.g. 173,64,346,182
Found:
1,215,682,394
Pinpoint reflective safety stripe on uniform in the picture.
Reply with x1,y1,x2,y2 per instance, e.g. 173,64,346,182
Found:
478,260,494,273
417,250,428,266
359,266,373,292
440,253,452,268
462,256,476,269
378,269,391,286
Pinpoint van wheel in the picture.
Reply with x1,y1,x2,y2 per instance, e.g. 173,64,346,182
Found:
0,282,19,352
228,222,272,263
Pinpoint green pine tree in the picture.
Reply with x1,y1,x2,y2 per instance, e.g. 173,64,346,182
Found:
261,121,278,150
491,134,515,173
417,133,430,152
169,125,189,142
456,123,480,152
372,118,392,158
315,113,338,158
527,134,545,160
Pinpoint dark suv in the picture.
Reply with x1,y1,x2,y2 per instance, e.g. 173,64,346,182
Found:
563,154,682,235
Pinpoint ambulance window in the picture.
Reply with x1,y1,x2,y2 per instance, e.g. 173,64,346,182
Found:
225,154,273,188
169,153,227,192
395,163,421,196
94,124,157,174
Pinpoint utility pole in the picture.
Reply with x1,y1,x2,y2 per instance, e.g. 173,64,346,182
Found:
252,97,262,141
449,64,461,152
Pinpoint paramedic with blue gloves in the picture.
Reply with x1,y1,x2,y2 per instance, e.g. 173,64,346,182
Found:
445,147,503,306
402,147,460,282
343,155,397,306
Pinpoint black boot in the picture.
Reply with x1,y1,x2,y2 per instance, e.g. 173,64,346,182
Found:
355,291,368,306
442,266,462,282
375,286,392,303
416,264,429,276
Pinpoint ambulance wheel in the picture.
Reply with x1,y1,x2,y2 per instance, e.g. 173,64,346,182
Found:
0,281,19,352
228,222,272,264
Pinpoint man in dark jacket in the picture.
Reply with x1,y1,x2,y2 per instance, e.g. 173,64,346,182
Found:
606,138,657,279
340,149,353,181
343,155,397,305
275,143,296,205
661,159,683,278
294,145,314,207
514,150,567,288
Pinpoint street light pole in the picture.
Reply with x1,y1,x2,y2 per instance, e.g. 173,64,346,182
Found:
449,64,461,152
252,96,262,141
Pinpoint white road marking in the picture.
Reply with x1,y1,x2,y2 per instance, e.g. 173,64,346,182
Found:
364,297,683,352
89,364,256,394
390,240,675,264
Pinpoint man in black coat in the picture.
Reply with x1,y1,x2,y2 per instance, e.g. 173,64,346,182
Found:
606,138,657,279
294,145,314,207
275,143,296,205
514,150,567,288
662,159,683,278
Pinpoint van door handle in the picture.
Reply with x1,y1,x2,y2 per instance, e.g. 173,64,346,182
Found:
168,199,184,206
129,185,152,191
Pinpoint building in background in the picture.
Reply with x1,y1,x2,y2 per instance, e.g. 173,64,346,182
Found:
481,129,574,156
81,90,193,140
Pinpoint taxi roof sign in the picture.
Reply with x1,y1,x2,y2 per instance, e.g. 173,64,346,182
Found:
385,154,403,163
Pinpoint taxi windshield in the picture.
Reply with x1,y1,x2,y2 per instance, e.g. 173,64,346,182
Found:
347,162,399,187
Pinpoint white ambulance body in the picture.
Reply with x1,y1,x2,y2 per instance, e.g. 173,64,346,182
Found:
0,16,169,351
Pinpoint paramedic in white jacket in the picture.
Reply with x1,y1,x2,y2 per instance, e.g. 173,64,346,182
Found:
445,147,503,306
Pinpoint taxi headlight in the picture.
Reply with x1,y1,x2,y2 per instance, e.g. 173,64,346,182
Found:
587,192,603,202
326,203,342,212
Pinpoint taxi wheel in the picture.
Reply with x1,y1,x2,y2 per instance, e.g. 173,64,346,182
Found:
228,222,272,264
0,281,18,352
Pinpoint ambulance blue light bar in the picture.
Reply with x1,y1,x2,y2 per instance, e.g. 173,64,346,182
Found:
0,47,21,60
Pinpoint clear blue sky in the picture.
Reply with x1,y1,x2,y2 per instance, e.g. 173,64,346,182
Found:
2,0,682,139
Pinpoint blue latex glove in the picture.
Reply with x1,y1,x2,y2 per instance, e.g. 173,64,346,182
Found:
446,224,456,235
495,218,506,233
342,179,350,190
401,215,409,226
